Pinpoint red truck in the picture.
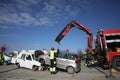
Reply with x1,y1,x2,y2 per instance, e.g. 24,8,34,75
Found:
95,29,120,71
55,21,120,71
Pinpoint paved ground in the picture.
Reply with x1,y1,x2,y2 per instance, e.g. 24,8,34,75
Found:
0,62,120,80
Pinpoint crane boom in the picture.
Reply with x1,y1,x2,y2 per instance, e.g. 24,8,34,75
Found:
55,21,93,53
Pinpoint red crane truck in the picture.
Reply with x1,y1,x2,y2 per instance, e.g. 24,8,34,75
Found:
55,21,120,71
95,29,120,71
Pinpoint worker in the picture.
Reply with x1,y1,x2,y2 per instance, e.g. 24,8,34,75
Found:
50,47,57,74
84,53,89,66
84,50,92,67
0,47,6,65
64,48,69,59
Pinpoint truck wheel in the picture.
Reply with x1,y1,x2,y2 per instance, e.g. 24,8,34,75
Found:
66,66,75,74
32,65,39,71
112,56,120,72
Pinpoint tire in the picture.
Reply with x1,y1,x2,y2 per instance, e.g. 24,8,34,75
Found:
76,69,81,73
17,63,20,68
32,65,39,71
112,56,120,72
3,61,8,65
66,66,75,74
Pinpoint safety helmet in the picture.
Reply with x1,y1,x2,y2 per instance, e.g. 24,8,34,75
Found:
1,47,6,52
51,47,54,50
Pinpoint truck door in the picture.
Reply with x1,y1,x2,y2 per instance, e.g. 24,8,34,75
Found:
19,54,26,67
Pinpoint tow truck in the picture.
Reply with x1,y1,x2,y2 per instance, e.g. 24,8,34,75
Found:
55,21,120,71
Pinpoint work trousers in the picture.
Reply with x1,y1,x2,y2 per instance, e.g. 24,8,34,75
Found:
50,58,57,74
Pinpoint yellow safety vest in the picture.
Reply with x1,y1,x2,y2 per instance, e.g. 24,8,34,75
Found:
50,50,57,59
0,53,4,60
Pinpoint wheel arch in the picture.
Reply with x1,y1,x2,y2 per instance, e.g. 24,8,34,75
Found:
66,66,75,74
111,56,120,72
39,58,45,66
32,65,39,71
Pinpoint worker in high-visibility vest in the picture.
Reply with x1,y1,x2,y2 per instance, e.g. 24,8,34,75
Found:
50,47,57,74
0,47,5,65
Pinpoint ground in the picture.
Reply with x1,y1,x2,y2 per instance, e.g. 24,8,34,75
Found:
0,61,119,80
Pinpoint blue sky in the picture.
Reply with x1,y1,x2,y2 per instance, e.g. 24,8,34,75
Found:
0,0,120,53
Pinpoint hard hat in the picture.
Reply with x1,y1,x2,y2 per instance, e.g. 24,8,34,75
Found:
1,47,6,52
51,47,54,50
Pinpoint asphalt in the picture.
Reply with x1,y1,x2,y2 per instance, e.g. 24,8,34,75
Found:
0,61,119,80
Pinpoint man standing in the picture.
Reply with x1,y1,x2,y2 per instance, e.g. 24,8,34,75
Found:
0,47,5,65
50,47,57,74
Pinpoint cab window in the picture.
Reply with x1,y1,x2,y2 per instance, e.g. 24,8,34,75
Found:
21,54,25,60
26,54,32,60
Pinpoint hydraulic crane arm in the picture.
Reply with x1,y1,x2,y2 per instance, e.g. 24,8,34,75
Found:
55,21,93,53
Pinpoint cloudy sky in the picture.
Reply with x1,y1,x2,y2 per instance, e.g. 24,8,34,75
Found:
0,0,120,53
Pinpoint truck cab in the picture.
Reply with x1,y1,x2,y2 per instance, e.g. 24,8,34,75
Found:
95,29,120,71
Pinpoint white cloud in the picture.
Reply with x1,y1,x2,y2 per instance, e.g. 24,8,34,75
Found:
0,0,38,27
0,25,10,29
19,13,37,26
0,0,55,28
13,0,42,13
0,14,20,25
0,0,101,29
65,5,79,16
42,1,57,14
14,0,41,7
39,17,51,25
26,0,42,5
